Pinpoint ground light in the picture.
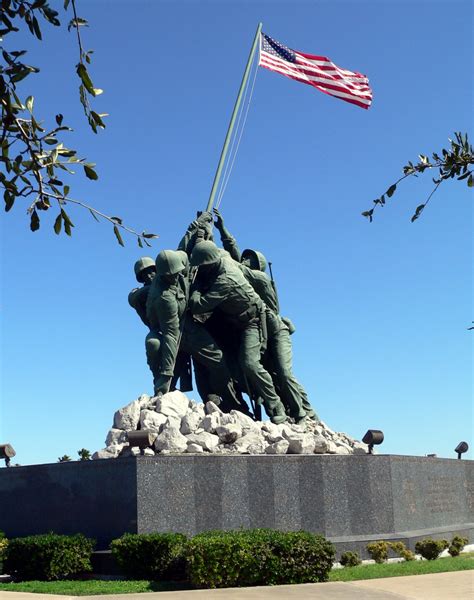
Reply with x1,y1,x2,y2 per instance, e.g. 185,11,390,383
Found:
454,441,469,459
0,443,16,467
362,430,384,454
127,430,157,455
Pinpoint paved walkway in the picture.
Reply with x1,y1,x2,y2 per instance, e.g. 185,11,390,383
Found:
0,571,472,599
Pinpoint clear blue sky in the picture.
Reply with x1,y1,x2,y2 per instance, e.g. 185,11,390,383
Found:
1,0,472,465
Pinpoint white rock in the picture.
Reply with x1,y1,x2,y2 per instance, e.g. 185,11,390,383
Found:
201,412,221,433
186,443,204,453
261,422,285,443
113,394,152,431
105,428,127,447
334,445,352,455
154,422,188,453
313,435,329,454
140,410,168,433
326,440,338,454
287,433,315,454
215,423,242,444
232,432,265,454
93,443,126,460
186,431,220,452
155,390,189,419
229,410,260,432
180,411,203,435
265,439,290,454
143,448,155,456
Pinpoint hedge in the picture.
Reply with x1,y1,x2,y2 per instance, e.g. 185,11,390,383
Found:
185,529,335,588
4,533,95,581
110,533,187,580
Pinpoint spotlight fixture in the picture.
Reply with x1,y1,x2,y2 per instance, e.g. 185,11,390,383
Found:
362,430,384,455
127,430,157,455
0,443,16,467
454,441,469,460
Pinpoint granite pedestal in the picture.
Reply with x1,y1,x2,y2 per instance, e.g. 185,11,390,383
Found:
0,455,472,558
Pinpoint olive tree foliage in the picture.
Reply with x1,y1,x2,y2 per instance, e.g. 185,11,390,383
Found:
362,132,473,223
0,0,157,247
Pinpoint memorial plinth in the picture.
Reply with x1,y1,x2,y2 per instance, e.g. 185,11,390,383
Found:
0,455,472,557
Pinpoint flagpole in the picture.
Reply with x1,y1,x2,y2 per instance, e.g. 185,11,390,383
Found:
205,22,262,212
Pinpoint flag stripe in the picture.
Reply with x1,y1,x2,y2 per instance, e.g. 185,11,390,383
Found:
260,54,372,102
259,60,371,108
259,33,373,109
261,53,372,97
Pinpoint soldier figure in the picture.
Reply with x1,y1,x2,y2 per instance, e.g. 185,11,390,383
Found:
146,249,246,412
214,209,318,423
189,241,288,424
128,257,161,389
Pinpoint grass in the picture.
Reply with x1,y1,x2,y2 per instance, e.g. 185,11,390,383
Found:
0,579,190,595
329,552,474,582
0,554,472,595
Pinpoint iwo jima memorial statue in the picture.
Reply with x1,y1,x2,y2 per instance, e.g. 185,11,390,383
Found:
2,26,472,556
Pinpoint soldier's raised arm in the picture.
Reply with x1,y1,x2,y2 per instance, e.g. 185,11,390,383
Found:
178,212,213,256
213,208,241,262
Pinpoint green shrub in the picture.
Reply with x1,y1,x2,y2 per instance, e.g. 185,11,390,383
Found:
415,538,449,561
339,551,361,567
0,532,8,575
366,541,389,563
4,533,94,581
448,535,468,557
110,533,187,580
388,541,416,562
186,529,335,588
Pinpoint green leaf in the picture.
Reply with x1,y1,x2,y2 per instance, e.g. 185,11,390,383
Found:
11,69,31,83
30,209,40,231
55,113,64,126
32,16,42,39
89,209,100,222
61,209,74,235
113,225,125,247
63,185,70,196
76,63,94,95
468,174,473,188
386,184,396,198
68,17,88,32
411,204,425,223
142,232,159,239
91,111,105,127
361,210,374,222
83,165,98,180
64,0,71,9
53,213,62,234
3,190,14,212
137,237,143,248
93,88,103,96
110,216,123,224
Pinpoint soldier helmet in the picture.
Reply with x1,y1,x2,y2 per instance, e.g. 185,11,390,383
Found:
134,257,156,281
190,241,221,267
175,250,189,271
155,250,186,276
241,249,267,272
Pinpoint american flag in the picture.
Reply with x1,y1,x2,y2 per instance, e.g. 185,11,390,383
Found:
259,33,372,109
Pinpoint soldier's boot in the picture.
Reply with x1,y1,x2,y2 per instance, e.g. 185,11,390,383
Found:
268,402,288,425
294,414,308,425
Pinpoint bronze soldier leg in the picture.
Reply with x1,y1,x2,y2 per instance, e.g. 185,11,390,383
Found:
239,321,287,423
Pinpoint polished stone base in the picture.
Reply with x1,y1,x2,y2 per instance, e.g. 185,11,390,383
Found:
0,455,472,557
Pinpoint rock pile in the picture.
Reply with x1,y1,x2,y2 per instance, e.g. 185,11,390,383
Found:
92,391,368,459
